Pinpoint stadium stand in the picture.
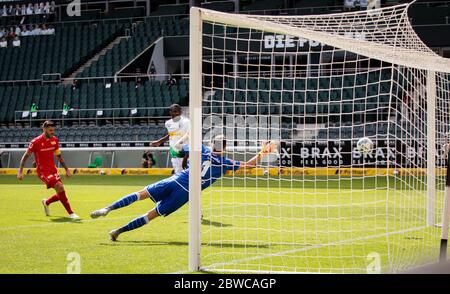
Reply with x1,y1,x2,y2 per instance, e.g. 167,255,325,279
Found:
0,121,296,144
150,3,189,16
0,2,56,33
0,73,371,125
0,79,188,125
294,0,335,7
0,2,55,16
409,2,450,25
208,71,392,118
79,17,189,78
0,0,449,148
201,1,235,12
60,9,101,22
0,22,123,80
104,6,146,19
241,0,284,12
0,124,167,143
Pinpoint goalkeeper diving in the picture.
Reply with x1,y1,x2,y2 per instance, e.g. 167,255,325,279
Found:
90,134,277,241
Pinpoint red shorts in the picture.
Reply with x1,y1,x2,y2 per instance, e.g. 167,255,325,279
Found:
38,173,62,189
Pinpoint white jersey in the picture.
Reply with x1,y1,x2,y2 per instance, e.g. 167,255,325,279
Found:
344,0,355,8
165,115,190,147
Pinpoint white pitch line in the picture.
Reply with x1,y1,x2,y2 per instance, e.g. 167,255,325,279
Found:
205,226,427,270
168,270,191,274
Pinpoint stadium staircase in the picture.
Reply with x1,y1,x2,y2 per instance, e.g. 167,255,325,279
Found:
66,36,129,80
78,17,189,78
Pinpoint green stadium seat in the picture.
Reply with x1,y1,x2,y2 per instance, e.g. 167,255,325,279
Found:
343,76,355,87
306,91,317,103
201,1,235,12
295,79,306,90
317,104,329,114
0,23,123,81
294,91,305,103
151,4,188,16
307,78,318,90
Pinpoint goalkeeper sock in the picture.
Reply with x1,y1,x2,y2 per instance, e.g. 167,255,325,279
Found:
108,193,139,211
116,214,149,234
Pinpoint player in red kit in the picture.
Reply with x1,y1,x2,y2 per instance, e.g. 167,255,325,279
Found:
17,121,80,220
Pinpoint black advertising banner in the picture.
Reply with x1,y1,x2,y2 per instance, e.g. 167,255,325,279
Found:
0,142,152,148
280,140,446,168
0,139,447,168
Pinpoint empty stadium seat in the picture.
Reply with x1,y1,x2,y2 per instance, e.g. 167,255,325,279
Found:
0,79,188,126
151,4,189,16
0,23,123,80
79,17,187,78
201,1,235,12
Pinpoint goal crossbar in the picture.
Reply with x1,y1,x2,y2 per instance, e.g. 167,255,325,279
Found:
197,5,450,74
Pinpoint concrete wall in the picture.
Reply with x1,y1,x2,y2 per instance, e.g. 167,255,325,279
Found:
0,150,172,169
0,149,250,169
148,37,166,82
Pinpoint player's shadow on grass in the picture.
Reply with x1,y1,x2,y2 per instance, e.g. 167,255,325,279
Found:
201,218,232,227
181,218,232,227
100,241,268,249
50,217,82,223
28,217,82,223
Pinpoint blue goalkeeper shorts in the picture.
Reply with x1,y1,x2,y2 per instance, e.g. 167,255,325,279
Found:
145,176,189,217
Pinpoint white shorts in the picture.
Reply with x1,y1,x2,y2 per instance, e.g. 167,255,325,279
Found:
171,157,184,174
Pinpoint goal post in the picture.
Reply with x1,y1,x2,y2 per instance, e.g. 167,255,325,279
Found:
189,3,450,273
426,70,436,227
189,6,203,272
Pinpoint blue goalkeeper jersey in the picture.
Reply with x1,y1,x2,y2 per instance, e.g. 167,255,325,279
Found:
173,144,241,191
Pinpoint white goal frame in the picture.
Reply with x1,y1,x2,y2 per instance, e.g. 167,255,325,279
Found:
188,3,450,273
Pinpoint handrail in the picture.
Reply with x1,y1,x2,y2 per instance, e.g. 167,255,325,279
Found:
14,103,391,126
15,106,171,114
52,13,189,27
228,67,392,78
0,73,190,85
14,106,173,125
0,11,56,20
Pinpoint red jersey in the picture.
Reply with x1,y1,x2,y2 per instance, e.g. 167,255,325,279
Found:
27,134,61,174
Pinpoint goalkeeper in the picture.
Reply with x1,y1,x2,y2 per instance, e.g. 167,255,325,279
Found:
90,134,276,241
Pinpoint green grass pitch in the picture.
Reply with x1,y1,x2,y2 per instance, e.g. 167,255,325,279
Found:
0,175,442,273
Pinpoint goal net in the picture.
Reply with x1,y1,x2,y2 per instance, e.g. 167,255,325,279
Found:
188,2,450,273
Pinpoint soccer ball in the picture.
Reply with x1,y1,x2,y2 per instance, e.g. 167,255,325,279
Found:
356,137,374,154
100,169,106,176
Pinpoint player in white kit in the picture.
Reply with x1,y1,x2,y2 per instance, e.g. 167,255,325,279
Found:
151,104,190,174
